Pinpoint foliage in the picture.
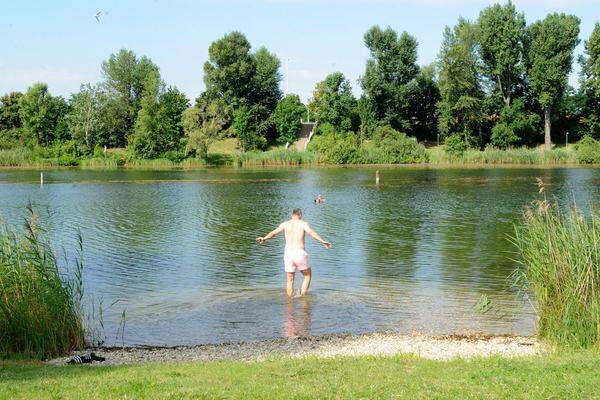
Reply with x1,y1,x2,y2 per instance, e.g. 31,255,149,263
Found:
129,72,189,159
0,92,23,132
250,47,283,112
361,26,419,132
232,105,267,151
407,65,440,141
575,135,600,164
272,94,305,145
366,126,429,163
100,49,160,147
490,99,540,148
0,209,84,358
443,133,468,157
525,13,580,147
437,19,485,144
183,99,229,159
309,72,358,131
513,185,600,348
579,23,600,138
19,83,69,147
308,124,362,164
477,1,526,107
68,84,105,155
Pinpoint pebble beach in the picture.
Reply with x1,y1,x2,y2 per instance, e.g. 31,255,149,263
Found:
48,332,541,366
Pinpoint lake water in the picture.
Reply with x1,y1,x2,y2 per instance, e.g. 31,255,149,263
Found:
1,167,599,346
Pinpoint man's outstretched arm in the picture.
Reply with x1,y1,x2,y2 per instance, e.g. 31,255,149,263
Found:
305,223,332,249
256,223,285,244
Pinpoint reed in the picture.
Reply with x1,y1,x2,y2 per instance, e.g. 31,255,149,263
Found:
428,146,578,165
0,207,84,358
233,149,320,167
0,148,44,167
512,180,600,348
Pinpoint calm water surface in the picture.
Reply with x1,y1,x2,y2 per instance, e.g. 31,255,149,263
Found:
1,167,599,346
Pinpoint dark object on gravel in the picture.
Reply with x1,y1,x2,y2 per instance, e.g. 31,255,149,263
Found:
67,352,106,364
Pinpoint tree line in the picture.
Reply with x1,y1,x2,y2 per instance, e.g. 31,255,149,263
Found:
1,1,599,161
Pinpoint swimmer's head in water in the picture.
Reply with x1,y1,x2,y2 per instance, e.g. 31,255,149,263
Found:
292,208,302,218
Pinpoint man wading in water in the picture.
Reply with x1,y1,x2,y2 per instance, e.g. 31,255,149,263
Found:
256,208,332,297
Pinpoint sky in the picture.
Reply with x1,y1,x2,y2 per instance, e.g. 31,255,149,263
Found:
1,0,599,102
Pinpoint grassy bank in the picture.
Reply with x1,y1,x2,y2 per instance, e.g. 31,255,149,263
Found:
513,182,600,348
3,137,600,169
0,210,84,359
2,351,600,399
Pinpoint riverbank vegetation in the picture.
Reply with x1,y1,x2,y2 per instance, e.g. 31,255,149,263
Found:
2,351,600,399
0,209,84,359
2,2,600,168
513,182,600,348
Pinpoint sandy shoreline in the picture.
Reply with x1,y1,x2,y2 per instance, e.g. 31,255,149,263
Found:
48,332,541,366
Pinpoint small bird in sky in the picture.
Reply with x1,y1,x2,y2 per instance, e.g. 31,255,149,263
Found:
95,11,102,23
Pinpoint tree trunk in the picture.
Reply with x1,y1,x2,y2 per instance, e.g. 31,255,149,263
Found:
544,106,552,150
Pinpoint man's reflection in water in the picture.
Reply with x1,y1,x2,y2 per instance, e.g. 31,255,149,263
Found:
284,296,312,338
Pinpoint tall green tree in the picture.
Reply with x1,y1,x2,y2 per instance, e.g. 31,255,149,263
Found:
232,105,266,151
361,26,419,132
183,99,229,159
580,23,600,138
130,72,189,158
0,92,23,131
203,32,256,108
101,49,160,147
202,32,282,147
406,65,440,141
477,1,526,107
250,47,283,113
0,92,23,145
524,13,580,149
18,83,69,146
309,72,358,132
272,94,305,145
68,84,105,154
437,19,485,146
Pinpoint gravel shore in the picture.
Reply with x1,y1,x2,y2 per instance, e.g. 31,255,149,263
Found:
48,332,540,366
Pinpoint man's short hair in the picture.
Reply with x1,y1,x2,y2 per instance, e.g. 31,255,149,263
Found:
292,208,302,216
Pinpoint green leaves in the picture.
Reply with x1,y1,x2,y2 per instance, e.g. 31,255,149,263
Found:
477,1,526,106
309,72,358,132
273,94,305,145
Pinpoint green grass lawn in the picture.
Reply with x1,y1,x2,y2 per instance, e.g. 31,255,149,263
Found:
2,351,599,399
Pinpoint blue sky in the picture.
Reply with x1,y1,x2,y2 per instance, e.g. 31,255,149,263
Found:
1,0,598,102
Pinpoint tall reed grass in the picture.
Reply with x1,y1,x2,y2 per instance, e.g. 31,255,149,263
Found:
233,149,320,167
512,180,600,348
428,146,577,165
0,207,84,358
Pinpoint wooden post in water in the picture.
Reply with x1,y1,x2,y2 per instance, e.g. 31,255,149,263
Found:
375,170,380,187
40,172,44,186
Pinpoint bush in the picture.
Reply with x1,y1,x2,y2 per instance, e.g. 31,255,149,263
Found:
513,182,600,348
308,124,361,164
575,136,600,164
490,123,520,149
0,208,84,358
444,133,468,157
364,126,428,163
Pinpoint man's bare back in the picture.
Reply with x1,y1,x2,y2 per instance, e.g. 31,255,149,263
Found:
256,208,331,296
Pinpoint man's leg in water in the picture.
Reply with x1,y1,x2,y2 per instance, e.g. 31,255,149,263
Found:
300,268,311,295
286,272,295,297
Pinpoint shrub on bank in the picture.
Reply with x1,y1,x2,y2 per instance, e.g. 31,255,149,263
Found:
0,209,84,358
309,124,427,164
575,136,600,164
364,126,428,164
513,183,600,348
